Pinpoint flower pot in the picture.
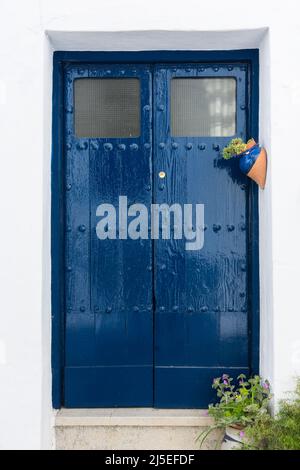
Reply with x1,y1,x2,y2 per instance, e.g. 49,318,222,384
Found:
220,425,246,450
238,139,267,189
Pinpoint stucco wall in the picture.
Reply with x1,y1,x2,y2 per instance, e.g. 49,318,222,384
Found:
0,0,300,449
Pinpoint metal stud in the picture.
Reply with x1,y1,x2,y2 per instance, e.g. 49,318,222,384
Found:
199,144,206,150
213,143,220,151
213,66,219,72
130,143,138,151
240,292,246,298
104,143,113,151
186,143,193,150
94,306,99,312
66,183,72,191
171,142,178,149
144,143,151,149
159,142,165,149
133,306,139,312
159,184,165,191
201,306,208,313
147,265,152,271
66,143,72,150
173,306,179,311
106,307,112,313
91,141,99,150
200,67,205,72
240,66,247,71
160,264,166,270
65,106,73,114
227,224,235,232
66,226,71,232
187,306,194,312
228,306,234,312
157,104,164,111
145,185,151,192
214,306,220,312
159,306,165,311
66,266,72,272
241,263,247,272
76,142,88,150
106,70,112,75
77,68,85,75
241,306,247,312
78,225,86,232
213,224,221,232
143,105,150,111
240,105,246,110
80,306,86,312
227,66,233,71
118,144,126,151
240,223,246,231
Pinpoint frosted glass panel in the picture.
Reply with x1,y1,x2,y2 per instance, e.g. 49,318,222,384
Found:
74,78,140,138
171,78,236,137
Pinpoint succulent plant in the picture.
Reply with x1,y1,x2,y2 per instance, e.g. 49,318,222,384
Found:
222,138,247,160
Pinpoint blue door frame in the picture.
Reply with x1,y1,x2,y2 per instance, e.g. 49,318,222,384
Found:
51,49,259,409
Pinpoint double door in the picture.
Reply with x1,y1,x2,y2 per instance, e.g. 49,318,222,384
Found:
64,63,250,407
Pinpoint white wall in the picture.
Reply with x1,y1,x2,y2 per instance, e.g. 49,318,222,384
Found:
0,0,300,449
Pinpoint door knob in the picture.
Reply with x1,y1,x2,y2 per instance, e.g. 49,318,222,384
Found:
158,171,166,179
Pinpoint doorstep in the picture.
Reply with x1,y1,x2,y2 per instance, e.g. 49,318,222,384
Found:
55,409,218,450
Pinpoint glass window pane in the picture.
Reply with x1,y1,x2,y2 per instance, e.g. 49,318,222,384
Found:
74,78,140,138
171,78,236,137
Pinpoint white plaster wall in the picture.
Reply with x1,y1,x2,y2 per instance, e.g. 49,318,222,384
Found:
0,0,300,449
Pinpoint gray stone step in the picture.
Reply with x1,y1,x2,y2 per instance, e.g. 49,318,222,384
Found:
55,408,221,450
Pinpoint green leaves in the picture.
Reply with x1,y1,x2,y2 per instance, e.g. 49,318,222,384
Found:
209,374,271,427
243,379,300,450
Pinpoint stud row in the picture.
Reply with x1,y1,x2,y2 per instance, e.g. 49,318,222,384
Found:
67,305,247,313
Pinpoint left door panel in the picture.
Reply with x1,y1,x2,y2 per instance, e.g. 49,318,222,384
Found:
64,64,153,407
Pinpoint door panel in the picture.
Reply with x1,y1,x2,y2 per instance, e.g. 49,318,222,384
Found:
153,65,249,407
64,65,153,407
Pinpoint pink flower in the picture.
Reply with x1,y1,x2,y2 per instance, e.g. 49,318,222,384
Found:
263,382,269,390
239,431,245,438
223,379,228,385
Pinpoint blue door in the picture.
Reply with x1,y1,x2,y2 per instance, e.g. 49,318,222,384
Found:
63,62,252,408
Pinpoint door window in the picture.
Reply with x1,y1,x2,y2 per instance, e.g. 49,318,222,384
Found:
74,78,141,138
171,77,236,137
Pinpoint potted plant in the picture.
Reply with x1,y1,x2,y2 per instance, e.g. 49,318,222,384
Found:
197,374,271,450
222,138,267,189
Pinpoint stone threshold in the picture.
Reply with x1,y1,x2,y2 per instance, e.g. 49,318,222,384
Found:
55,408,213,427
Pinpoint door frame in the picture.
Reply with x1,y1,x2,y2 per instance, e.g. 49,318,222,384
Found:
51,49,259,409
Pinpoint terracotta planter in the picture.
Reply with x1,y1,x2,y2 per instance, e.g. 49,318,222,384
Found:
238,139,267,189
220,425,246,450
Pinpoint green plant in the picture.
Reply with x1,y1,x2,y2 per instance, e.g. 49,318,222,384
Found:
222,138,247,160
242,379,300,450
197,374,271,448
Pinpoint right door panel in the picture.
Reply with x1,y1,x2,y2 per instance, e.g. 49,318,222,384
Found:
154,64,250,408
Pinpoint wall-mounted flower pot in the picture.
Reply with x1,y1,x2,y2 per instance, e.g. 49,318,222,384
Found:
238,139,267,189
